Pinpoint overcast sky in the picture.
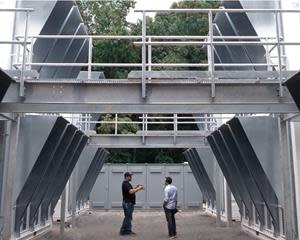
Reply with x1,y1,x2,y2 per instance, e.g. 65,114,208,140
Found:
127,0,177,23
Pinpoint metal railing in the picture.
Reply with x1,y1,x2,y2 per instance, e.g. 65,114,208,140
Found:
0,8,33,97
1,8,300,99
71,113,232,144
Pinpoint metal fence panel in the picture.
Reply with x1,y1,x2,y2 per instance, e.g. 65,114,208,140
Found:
109,165,128,208
90,165,109,209
183,165,203,208
128,165,147,208
91,164,202,210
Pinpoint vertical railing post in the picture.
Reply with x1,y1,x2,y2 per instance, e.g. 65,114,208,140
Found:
148,37,152,80
20,11,29,97
173,114,177,144
275,11,283,97
88,36,93,80
142,11,147,98
208,10,215,98
115,114,118,135
28,36,34,70
142,114,145,144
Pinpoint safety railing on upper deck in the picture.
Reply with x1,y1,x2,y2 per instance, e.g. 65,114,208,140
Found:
72,113,226,145
1,8,300,100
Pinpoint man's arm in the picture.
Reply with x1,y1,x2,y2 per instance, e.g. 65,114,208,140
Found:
163,187,169,208
129,185,144,194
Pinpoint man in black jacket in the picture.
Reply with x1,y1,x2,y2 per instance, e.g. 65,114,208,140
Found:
120,172,144,236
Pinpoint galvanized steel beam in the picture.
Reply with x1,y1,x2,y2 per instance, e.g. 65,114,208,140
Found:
0,80,297,114
89,133,207,148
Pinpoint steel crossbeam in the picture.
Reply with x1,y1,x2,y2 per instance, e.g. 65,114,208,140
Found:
0,79,297,114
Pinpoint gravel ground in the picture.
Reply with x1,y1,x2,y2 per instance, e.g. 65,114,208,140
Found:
41,210,257,240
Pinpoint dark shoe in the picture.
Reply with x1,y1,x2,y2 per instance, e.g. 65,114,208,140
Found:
120,232,131,236
129,231,136,235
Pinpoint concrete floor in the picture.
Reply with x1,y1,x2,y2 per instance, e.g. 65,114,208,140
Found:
41,210,257,240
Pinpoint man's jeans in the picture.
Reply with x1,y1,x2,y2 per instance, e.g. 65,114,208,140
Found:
120,201,134,235
164,208,177,237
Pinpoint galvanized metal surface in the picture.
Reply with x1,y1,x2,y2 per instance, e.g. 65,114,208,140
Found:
2,116,20,240
0,70,13,102
0,79,297,114
227,117,281,234
13,116,68,234
49,135,88,217
285,71,300,110
206,135,244,214
76,149,109,206
40,131,83,219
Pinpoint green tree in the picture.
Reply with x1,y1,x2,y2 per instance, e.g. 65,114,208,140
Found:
97,114,139,134
77,0,219,163
132,0,219,70
76,0,140,78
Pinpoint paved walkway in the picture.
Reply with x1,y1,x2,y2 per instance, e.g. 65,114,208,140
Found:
41,210,257,240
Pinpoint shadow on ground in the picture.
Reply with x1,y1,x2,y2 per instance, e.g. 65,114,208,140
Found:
41,210,256,240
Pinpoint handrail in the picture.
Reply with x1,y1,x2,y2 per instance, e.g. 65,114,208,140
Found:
2,7,299,100
134,8,300,13
0,8,33,12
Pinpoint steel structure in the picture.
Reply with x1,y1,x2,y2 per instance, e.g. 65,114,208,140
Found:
0,2,300,240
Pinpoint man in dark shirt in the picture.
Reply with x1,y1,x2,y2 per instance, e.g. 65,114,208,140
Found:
120,172,144,236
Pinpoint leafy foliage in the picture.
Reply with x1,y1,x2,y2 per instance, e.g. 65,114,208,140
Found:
76,0,219,163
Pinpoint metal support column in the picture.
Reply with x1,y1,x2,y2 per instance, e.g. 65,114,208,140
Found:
60,188,66,235
71,168,77,228
2,115,20,240
141,11,147,98
226,182,233,227
280,119,298,239
215,161,222,226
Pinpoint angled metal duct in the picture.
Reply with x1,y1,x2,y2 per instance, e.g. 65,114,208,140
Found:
32,1,88,79
212,0,268,71
38,6,84,78
48,135,89,218
220,1,267,70
209,130,266,225
27,124,78,228
189,149,216,204
76,149,109,206
0,69,13,102
183,150,216,206
53,24,88,79
13,116,69,234
183,150,210,202
213,14,254,71
284,71,300,110
219,124,269,226
32,0,74,71
68,39,89,78
194,148,216,193
206,135,244,214
215,116,281,234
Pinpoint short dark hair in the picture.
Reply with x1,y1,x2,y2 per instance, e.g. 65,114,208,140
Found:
165,176,172,184
124,172,132,178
